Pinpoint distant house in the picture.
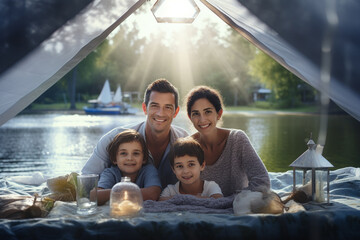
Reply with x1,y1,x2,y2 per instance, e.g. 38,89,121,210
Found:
252,87,271,101
123,91,141,104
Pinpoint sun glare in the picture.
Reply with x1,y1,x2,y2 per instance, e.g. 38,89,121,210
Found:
108,0,234,94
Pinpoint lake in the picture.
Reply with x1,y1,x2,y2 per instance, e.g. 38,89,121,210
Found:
0,110,359,177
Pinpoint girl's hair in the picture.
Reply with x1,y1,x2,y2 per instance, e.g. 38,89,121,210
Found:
107,129,148,165
170,137,204,167
185,85,224,117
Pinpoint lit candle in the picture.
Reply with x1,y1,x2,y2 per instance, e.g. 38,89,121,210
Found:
110,191,142,217
315,181,325,202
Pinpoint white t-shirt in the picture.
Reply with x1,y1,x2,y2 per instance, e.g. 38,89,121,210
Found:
160,180,223,198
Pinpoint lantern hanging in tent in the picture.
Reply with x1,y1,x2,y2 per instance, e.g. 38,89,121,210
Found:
289,137,334,204
151,0,200,23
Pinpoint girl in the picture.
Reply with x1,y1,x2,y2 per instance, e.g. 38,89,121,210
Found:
96,129,161,205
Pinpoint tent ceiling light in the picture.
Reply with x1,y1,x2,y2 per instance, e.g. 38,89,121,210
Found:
151,0,200,23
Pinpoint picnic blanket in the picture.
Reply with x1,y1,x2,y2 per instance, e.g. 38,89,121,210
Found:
1,167,360,239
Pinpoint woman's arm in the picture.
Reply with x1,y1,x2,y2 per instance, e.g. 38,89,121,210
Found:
240,132,270,191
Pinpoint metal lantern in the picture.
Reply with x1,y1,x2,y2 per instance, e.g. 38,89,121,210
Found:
289,138,334,204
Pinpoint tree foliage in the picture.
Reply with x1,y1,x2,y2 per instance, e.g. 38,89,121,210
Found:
249,51,309,108
35,14,258,107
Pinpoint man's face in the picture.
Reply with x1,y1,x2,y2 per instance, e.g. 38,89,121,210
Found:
142,91,179,134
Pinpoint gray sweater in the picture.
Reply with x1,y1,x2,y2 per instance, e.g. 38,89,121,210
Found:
201,129,270,197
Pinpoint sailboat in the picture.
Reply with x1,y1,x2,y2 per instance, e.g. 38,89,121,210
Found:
83,80,135,115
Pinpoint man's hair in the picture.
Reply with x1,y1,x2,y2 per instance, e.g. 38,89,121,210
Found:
170,137,204,167
143,78,179,110
107,129,148,165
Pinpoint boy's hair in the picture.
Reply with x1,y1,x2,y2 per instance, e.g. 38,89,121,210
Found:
170,138,204,167
143,78,179,110
107,129,148,165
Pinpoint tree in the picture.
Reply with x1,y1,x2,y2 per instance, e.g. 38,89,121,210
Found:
222,31,257,105
249,51,305,108
34,10,259,108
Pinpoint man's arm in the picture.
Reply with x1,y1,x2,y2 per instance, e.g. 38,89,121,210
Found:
141,186,161,201
96,188,111,206
81,129,119,174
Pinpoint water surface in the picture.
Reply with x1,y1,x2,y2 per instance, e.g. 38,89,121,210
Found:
0,111,359,177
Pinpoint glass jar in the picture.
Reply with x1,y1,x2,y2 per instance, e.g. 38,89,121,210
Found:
110,176,143,218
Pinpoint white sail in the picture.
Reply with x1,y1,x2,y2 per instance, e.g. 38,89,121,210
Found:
113,85,123,103
97,80,112,105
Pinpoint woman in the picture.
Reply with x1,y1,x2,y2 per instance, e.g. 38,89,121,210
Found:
185,86,270,197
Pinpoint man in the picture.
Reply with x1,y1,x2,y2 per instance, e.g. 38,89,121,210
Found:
81,79,188,198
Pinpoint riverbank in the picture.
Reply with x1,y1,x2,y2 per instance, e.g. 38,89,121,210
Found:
20,106,347,117
22,102,322,114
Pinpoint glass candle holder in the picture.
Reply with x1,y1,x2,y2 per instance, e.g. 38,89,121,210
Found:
110,177,143,218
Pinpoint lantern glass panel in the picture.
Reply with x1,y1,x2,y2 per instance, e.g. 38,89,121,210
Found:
293,169,308,188
314,170,327,203
304,169,327,202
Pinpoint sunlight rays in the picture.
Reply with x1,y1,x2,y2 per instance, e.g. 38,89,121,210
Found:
106,0,240,101
126,37,162,95
172,31,196,94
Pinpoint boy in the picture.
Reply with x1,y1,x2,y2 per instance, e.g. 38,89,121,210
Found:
159,138,223,200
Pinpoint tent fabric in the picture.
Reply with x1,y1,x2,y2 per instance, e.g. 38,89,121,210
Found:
0,0,93,76
201,0,360,121
0,0,359,126
0,0,145,126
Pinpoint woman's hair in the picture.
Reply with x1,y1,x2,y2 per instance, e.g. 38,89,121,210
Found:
107,129,148,165
170,137,204,167
144,78,179,110
185,85,224,117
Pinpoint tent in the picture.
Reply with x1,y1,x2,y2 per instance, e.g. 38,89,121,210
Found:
1,0,359,126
